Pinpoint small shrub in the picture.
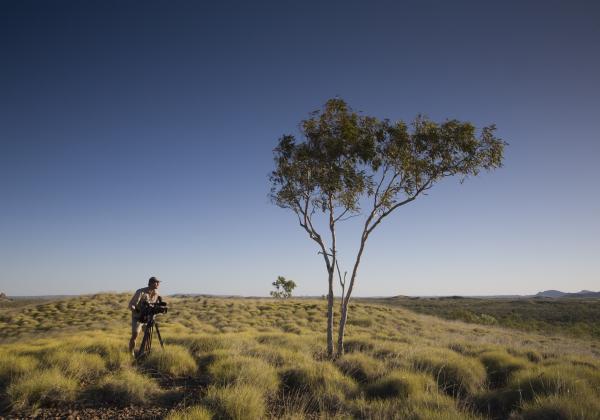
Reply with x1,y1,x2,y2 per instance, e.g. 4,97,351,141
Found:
143,345,197,376
7,368,77,409
203,384,265,420
165,405,212,420
93,369,159,405
479,350,527,387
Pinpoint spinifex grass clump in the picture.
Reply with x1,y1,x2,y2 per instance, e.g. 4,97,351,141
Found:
508,365,589,402
7,368,78,409
207,354,279,393
519,394,600,420
479,349,528,387
473,363,595,418
92,369,160,405
142,344,197,376
281,361,358,412
335,353,385,384
0,353,38,390
412,348,487,397
242,343,312,367
80,337,131,370
342,335,376,353
44,349,106,380
203,383,266,420
365,370,430,400
165,405,212,420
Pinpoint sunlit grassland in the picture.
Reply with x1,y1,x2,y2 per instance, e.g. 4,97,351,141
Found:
371,296,600,339
1,294,599,419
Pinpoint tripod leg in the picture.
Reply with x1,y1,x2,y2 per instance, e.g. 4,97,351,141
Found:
137,325,150,359
154,323,165,349
147,324,153,354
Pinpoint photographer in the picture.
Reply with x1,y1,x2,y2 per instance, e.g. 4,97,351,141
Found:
128,276,161,357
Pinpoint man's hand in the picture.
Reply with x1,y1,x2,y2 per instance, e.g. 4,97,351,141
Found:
130,305,136,311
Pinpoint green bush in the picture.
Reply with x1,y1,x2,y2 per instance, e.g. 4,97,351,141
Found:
203,384,265,420
7,368,77,409
143,345,197,376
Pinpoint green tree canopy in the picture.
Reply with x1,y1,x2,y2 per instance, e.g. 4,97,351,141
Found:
270,98,506,357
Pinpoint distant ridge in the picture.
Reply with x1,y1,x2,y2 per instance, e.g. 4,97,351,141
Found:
535,290,565,298
535,290,600,298
388,290,600,299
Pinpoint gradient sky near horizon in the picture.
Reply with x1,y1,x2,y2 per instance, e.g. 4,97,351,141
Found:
1,1,599,297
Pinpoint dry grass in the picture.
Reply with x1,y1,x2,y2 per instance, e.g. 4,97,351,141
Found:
0,293,598,418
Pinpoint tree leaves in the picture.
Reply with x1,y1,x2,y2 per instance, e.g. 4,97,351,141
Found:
270,98,506,222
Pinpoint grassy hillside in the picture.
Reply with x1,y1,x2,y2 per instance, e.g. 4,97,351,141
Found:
367,296,600,339
0,294,599,419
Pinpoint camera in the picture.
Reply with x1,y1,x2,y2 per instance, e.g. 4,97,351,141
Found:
138,299,168,323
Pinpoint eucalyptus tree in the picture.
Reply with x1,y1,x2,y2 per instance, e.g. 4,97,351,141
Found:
270,276,297,299
269,98,505,357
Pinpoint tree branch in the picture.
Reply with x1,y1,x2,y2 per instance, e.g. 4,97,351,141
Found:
366,178,433,236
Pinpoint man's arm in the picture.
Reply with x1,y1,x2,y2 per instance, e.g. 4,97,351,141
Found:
129,289,142,311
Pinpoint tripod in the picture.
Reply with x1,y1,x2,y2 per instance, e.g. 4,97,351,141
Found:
136,313,164,359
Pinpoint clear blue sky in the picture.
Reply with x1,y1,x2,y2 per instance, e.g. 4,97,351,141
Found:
1,1,598,296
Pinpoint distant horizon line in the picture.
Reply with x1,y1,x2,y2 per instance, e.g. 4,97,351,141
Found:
4,289,598,300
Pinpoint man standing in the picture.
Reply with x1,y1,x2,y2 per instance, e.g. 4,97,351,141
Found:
128,276,161,356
